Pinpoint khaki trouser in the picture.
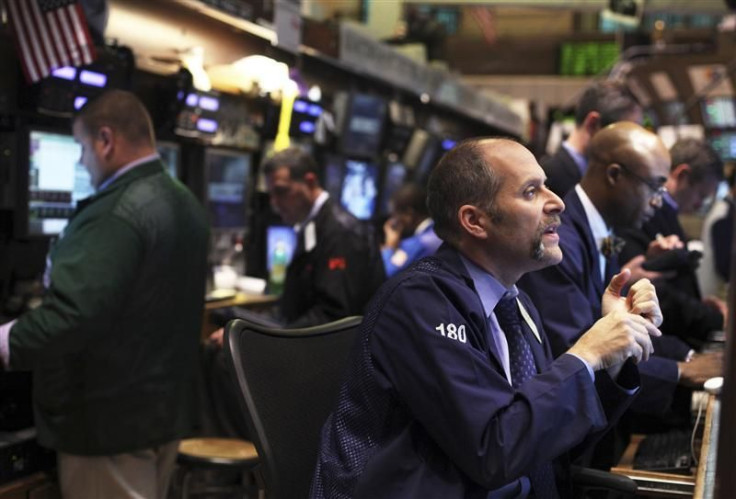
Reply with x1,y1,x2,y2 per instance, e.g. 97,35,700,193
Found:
58,440,179,499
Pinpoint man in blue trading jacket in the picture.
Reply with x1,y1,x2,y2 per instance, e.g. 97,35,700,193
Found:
381,183,442,276
0,90,210,498
263,147,385,327
519,123,722,463
312,137,663,498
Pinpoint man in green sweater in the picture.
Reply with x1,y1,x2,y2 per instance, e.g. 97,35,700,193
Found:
0,90,210,498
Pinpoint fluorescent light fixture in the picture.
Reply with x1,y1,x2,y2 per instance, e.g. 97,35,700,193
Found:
197,118,218,133
299,121,316,134
186,93,198,107
74,96,88,110
293,100,308,113
79,70,107,87
52,66,76,80
199,95,219,111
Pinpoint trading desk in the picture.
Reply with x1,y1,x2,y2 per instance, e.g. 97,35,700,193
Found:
612,394,720,498
201,292,278,339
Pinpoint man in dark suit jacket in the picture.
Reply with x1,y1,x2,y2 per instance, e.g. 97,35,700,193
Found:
263,147,386,327
620,138,726,347
543,81,642,198
520,123,722,464
313,137,663,498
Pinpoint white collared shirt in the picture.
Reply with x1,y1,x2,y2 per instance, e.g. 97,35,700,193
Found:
575,184,612,281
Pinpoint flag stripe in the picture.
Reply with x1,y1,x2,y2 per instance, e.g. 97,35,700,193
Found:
68,3,94,64
29,0,60,70
18,0,49,78
55,7,82,66
6,0,38,81
6,0,96,83
45,9,70,64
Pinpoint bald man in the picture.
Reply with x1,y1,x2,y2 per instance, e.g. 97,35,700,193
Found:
0,90,210,498
520,123,722,463
312,137,662,498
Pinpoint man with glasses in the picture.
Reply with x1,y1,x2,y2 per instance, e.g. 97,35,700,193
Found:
519,123,722,467
620,138,727,348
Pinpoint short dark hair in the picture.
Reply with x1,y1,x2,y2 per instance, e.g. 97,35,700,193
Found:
427,138,503,245
575,81,640,127
74,89,154,147
669,138,724,183
392,183,428,216
262,147,319,182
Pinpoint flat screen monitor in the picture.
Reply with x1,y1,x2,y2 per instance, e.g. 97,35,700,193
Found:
289,98,322,137
708,131,736,161
266,225,297,273
379,162,408,216
27,129,94,236
661,101,688,126
341,93,387,158
341,159,378,220
384,123,414,158
322,155,344,201
205,149,251,229
701,97,736,128
156,141,180,178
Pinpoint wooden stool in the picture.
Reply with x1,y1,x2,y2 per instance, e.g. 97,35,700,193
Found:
175,437,260,498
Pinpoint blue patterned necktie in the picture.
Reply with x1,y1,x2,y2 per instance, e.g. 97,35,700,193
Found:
494,296,559,499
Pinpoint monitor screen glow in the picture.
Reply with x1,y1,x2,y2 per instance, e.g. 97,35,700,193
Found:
206,150,250,229
28,130,94,236
708,131,736,161
701,97,736,128
379,162,407,216
341,94,387,158
266,225,297,272
341,159,378,220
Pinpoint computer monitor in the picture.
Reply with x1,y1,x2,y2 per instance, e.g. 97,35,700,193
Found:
341,93,387,158
322,155,344,201
205,148,251,229
379,162,408,216
156,141,180,178
701,97,736,129
266,225,297,273
27,129,94,236
289,97,322,138
661,101,688,126
708,131,736,161
341,159,378,220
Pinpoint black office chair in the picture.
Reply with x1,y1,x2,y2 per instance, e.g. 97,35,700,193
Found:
224,316,362,499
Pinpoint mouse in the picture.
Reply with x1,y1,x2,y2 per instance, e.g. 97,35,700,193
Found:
704,376,723,395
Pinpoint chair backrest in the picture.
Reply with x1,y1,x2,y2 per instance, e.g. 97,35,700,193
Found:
224,315,362,499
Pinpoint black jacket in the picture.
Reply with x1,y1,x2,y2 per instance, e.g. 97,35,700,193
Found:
619,202,723,344
281,197,385,327
541,145,582,198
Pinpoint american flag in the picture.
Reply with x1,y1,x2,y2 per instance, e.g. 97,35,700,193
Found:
6,0,97,83
470,6,497,46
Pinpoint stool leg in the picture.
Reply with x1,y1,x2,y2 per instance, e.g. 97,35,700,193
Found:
180,467,192,499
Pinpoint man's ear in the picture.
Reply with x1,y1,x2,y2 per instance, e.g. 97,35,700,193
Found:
303,171,319,189
605,163,622,187
458,205,489,240
98,126,114,158
583,111,601,136
672,163,691,184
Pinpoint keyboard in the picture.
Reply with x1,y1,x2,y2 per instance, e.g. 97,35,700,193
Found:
633,430,694,475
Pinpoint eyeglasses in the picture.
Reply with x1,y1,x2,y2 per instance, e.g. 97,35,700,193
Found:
617,163,668,200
